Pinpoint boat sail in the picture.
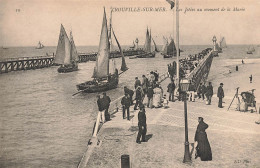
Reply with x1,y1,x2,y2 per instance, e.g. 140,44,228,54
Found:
219,37,227,48
167,38,176,55
112,28,128,72
216,43,222,53
247,45,255,54
161,36,168,55
161,36,184,58
76,8,128,93
152,38,159,52
36,41,44,49
130,41,136,49
162,37,177,58
54,24,78,73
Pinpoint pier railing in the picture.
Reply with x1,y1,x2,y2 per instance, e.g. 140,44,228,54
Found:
0,56,55,73
0,48,145,74
185,50,214,90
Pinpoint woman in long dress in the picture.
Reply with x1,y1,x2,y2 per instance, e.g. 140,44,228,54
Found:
194,117,212,161
153,85,162,108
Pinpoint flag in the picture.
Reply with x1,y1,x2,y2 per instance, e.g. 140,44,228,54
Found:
166,0,175,9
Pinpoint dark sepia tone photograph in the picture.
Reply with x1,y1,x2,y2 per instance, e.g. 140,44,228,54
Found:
0,0,259,167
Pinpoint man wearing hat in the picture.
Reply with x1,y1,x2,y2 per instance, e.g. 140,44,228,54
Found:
217,83,224,108
136,105,147,144
134,77,141,89
121,93,131,120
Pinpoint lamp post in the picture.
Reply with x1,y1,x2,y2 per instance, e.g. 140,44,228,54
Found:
180,79,192,163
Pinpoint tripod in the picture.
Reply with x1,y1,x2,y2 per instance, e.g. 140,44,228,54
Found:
228,87,240,111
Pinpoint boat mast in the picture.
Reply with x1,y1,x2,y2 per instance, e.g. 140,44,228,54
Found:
109,9,113,51
176,0,180,88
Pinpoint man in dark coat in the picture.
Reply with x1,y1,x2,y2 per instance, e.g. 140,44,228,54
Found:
121,93,131,120
141,75,149,95
124,86,134,105
205,82,213,105
134,86,144,110
201,83,207,100
197,83,203,99
136,105,147,144
168,64,174,81
217,83,224,108
172,61,177,76
147,86,154,108
97,95,105,123
154,70,159,82
134,77,141,89
195,117,212,161
167,80,176,102
103,92,111,121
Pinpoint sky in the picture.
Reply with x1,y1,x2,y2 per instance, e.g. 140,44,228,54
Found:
0,0,259,46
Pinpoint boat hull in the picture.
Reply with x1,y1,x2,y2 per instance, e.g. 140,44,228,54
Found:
163,54,174,58
57,64,78,73
36,47,44,49
136,52,155,58
76,74,119,93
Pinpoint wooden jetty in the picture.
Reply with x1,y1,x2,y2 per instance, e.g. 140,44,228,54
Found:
0,49,144,74
78,48,145,62
186,50,214,89
0,56,55,73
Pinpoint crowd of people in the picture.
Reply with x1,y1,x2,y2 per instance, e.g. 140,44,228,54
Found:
123,70,163,113
179,48,212,78
167,48,212,81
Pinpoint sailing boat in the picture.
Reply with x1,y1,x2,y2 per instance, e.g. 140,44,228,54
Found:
162,37,176,58
247,45,255,54
216,43,222,53
36,41,44,49
130,41,136,49
219,37,227,49
136,28,155,58
161,36,168,55
54,24,78,73
152,38,159,52
1,46,8,49
161,36,183,58
76,8,128,93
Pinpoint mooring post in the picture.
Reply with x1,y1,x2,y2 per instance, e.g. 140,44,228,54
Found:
121,154,130,168
4,63,8,73
16,61,20,70
11,62,14,71
21,61,25,70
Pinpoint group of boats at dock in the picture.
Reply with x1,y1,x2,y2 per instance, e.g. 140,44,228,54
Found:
50,8,232,94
